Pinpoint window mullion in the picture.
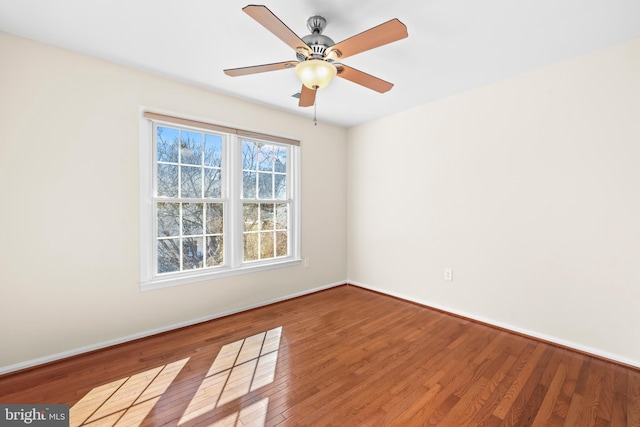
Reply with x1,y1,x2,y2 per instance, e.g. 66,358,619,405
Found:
203,202,208,268
229,135,242,269
257,204,262,261
179,201,183,272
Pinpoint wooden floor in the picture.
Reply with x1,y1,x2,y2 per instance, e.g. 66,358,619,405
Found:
1,285,639,426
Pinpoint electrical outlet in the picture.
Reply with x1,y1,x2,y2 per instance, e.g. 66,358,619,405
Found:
304,258,310,268
444,268,453,281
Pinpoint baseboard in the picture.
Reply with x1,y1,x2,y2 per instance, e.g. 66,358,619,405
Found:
348,280,640,370
0,281,345,375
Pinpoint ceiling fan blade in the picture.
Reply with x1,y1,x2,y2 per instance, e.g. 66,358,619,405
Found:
243,5,311,56
298,84,316,107
336,65,394,93
327,19,408,60
224,61,298,77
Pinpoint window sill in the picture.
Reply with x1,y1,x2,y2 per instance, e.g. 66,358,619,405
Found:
140,258,302,291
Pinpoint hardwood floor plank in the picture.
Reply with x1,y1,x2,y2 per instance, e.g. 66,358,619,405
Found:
610,369,629,426
432,374,490,426
1,285,638,426
531,362,568,427
576,360,606,427
629,370,640,427
565,393,585,426
597,367,615,422
552,352,585,420
492,342,547,419
502,346,554,426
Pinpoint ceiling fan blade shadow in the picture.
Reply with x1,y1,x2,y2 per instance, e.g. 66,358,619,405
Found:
243,5,311,56
327,19,408,60
224,61,298,77
336,65,394,93
298,84,316,107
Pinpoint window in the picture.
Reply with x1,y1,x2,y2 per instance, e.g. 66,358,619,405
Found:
140,111,300,290
241,141,289,261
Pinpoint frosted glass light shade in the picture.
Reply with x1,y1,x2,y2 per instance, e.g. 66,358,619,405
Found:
295,59,337,90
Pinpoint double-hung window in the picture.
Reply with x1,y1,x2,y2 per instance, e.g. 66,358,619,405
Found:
140,112,300,290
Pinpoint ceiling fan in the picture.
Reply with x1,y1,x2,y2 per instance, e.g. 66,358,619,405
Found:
224,5,408,108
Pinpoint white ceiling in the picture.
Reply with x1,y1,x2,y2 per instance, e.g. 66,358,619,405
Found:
1,0,639,127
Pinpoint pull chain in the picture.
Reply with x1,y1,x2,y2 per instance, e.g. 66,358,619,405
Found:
313,94,318,126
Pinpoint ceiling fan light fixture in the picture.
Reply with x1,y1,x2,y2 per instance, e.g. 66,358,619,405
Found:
295,59,337,90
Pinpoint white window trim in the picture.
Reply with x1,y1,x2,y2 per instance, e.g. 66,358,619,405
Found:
139,108,301,291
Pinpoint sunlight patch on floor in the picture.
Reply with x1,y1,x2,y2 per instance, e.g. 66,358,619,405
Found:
178,326,282,426
70,357,189,426
68,327,282,426
210,397,270,427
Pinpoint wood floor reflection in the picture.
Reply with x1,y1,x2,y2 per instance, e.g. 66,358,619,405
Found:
0,285,639,426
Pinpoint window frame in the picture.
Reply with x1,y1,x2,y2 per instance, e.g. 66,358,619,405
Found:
139,109,301,291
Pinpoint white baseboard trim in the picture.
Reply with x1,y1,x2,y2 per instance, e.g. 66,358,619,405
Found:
349,280,640,369
0,281,345,375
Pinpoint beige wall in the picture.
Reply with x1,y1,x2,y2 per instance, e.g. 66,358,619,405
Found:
0,32,348,371
348,38,640,366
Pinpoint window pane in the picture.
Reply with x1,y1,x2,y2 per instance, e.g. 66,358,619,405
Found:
158,238,180,273
274,174,286,200
180,130,202,165
157,203,179,237
183,237,203,270
244,233,258,261
182,203,203,236
276,231,288,257
181,165,202,198
157,126,179,163
242,140,257,170
275,204,288,229
157,164,178,197
274,147,286,173
206,203,223,234
204,134,222,167
260,204,274,230
243,171,256,198
243,203,258,232
206,236,224,267
258,145,273,171
204,168,221,198
258,173,273,199
260,232,274,259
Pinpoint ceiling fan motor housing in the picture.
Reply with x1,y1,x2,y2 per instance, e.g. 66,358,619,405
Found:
301,33,335,59
300,15,335,60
